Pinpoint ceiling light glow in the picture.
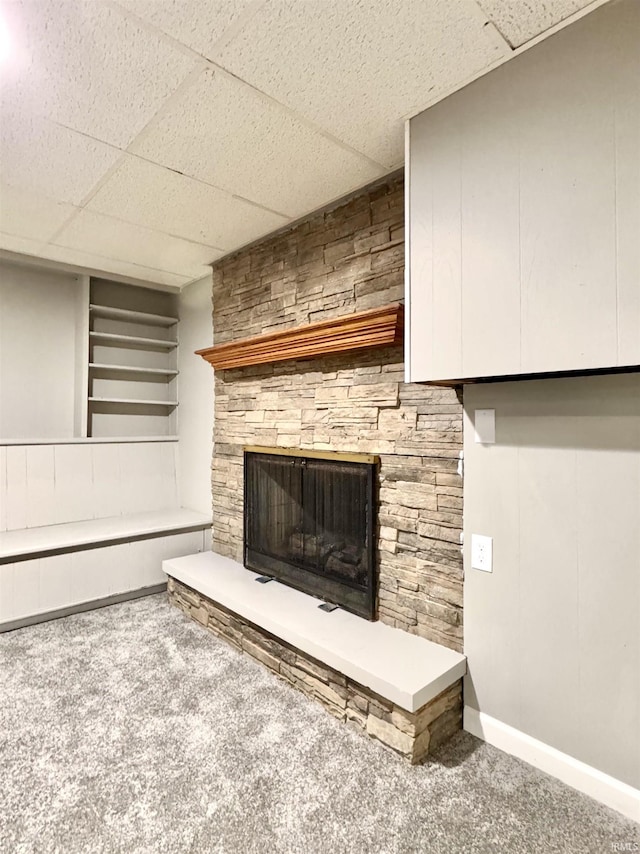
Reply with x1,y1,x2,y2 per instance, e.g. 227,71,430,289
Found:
0,8,12,65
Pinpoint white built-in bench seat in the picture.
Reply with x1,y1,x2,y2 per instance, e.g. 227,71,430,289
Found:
0,509,210,563
0,441,211,631
164,551,466,714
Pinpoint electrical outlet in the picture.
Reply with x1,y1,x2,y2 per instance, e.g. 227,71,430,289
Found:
471,534,493,572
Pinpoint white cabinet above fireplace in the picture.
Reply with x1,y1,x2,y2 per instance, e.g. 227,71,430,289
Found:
405,0,639,385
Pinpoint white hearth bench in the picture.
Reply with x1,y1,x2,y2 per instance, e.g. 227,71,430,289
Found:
0,441,211,632
165,551,467,763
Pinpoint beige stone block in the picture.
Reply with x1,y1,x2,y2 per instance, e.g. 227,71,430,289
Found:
278,662,297,688
428,708,463,752
366,715,413,756
323,238,354,265
348,693,369,713
179,586,201,608
192,605,209,626
347,382,399,406
435,471,463,487
397,578,419,593
380,539,398,554
346,707,368,731
411,727,432,764
437,494,464,511
424,510,463,528
315,386,349,404
356,287,404,311
389,708,417,736
328,407,379,426
380,484,437,512
291,657,332,684
378,408,418,431
379,526,398,542
311,679,348,710
416,522,462,544
415,683,462,728
241,639,281,673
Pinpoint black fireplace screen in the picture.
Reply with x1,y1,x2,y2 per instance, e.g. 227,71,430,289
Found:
244,449,377,619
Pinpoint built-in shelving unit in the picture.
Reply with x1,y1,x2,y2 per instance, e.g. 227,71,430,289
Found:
89,331,178,350
89,304,178,327
88,280,179,438
89,363,179,378
88,397,180,406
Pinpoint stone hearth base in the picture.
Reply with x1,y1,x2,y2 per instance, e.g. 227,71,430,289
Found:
168,577,462,764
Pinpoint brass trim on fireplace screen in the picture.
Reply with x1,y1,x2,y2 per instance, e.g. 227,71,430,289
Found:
243,445,379,465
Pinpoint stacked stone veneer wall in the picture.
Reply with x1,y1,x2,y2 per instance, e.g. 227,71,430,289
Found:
211,174,464,652
169,576,463,763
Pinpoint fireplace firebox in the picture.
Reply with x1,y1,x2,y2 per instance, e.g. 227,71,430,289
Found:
244,447,377,619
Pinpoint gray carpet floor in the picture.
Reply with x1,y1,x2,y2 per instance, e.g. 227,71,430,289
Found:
0,595,637,854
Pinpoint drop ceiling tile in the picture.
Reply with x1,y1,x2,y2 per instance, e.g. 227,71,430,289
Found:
132,69,383,218
41,244,191,288
113,0,263,60
0,0,198,148
0,232,47,257
0,184,77,241
213,0,510,167
0,113,123,205
86,156,289,250
55,209,222,279
478,0,592,47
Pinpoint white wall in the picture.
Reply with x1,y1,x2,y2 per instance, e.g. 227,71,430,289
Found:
0,262,84,439
177,274,214,515
407,0,639,383
463,374,640,789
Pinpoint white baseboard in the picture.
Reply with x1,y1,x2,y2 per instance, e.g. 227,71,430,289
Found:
464,706,640,823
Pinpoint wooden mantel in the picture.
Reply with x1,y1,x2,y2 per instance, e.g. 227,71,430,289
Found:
196,303,404,371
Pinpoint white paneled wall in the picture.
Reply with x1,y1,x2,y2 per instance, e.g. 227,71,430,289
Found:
0,438,211,628
0,531,205,624
407,0,639,383
0,441,178,531
0,263,84,439
177,275,214,515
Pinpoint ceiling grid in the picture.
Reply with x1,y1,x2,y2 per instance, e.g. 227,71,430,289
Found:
0,0,607,288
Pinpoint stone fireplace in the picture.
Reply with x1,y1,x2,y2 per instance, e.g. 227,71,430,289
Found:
166,173,466,762
208,174,463,653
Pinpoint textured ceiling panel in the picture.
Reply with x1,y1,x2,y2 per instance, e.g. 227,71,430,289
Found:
41,244,191,288
0,232,47,257
0,184,77,241
131,69,383,218
54,209,222,278
0,0,197,148
213,0,510,167
112,0,264,60
86,156,289,249
0,113,123,205
478,0,593,47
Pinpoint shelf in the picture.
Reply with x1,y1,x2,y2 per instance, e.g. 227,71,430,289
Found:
88,397,178,407
196,303,404,370
89,363,179,378
89,304,178,326
89,332,177,351
0,437,179,446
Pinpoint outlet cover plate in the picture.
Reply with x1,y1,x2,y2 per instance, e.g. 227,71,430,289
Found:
474,409,496,444
471,534,493,572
